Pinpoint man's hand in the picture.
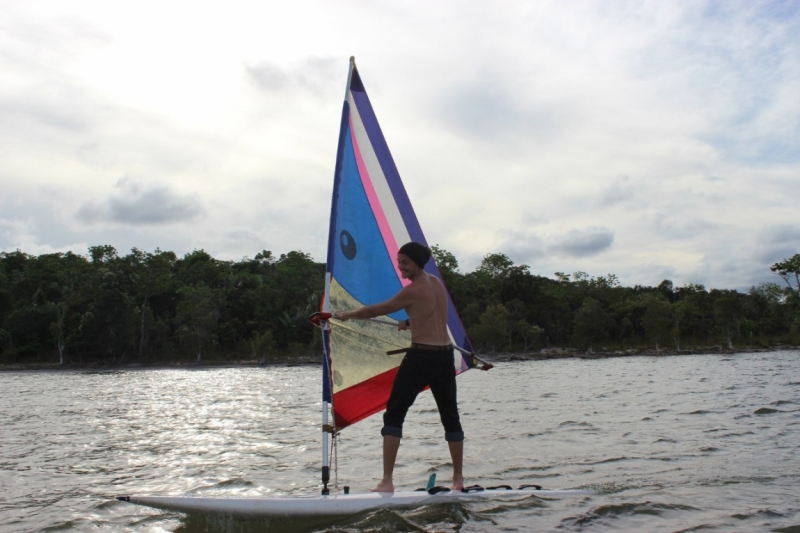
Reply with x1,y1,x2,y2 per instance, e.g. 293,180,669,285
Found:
332,310,349,321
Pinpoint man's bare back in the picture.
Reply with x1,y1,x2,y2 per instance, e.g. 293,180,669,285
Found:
403,272,450,346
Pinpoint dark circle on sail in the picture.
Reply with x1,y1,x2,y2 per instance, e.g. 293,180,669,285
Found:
340,230,357,260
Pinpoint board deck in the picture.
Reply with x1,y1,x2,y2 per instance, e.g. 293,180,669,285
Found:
118,488,593,517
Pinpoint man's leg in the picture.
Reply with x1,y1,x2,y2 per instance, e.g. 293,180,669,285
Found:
429,359,465,491
448,440,464,491
374,353,423,492
371,435,401,492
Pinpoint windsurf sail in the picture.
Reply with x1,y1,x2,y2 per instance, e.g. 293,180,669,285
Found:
321,58,476,436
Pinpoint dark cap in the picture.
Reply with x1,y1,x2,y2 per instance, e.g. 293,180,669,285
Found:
398,242,431,269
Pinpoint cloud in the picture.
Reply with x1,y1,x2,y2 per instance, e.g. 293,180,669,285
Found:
435,76,566,154
758,224,800,246
499,226,615,268
245,56,342,97
75,178,203,225
598,176,636,207
631,2,800,165
550,227,615,258
653,216,718,240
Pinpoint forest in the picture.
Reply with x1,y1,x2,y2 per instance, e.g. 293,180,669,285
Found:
1,245,798,365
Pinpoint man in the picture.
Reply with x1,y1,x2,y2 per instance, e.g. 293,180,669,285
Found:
332,241,465,493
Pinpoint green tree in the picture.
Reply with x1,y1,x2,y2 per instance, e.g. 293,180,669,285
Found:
770,253,800,294
430,245,459,280
642,295,673,350
127,248,176,361
714,291,744,349
470,304,510,352
675,284,714,347
671,300,687,351
513,319,543,351
176,286,221,362
80,246,137,362
250,329,275,363
572,297,610,352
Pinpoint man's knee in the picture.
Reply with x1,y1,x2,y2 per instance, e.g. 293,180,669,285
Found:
381,425,403,439
445,431,464,442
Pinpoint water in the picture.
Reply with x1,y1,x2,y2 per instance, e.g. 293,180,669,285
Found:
1,352,799,532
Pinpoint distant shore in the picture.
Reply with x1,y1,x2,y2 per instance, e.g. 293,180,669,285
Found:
1,345,797,372
490,344,799,362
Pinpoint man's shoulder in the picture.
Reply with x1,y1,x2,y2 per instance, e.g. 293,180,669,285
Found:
408,272,439,287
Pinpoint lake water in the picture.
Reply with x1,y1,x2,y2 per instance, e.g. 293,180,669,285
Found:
1,351,799,532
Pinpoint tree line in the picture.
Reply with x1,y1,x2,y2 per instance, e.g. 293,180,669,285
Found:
1,246,798,365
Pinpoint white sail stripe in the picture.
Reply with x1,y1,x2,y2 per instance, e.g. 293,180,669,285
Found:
347,92,411,251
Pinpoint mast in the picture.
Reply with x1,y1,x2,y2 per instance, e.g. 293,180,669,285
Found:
321,56,356,495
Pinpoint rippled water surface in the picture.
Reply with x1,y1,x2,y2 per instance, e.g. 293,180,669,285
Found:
1,351,799,532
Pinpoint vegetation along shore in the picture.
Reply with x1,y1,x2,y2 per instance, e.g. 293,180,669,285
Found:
1,246,798,368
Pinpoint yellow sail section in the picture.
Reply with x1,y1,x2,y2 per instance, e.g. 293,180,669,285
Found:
328,278,409,394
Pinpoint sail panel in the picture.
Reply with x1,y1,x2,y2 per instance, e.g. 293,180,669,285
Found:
347,95,410,286
331,367,399,428
332,127,402,310
328,279,408,392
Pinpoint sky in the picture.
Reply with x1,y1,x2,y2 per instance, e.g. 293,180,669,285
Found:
1,0,799,291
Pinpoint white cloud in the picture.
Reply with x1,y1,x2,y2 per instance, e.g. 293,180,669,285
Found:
75,178,203,225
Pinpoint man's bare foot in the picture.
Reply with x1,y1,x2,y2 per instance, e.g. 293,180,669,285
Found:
452,476,464,491
370,479,394,493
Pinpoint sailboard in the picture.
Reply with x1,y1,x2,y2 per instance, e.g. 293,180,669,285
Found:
116,57,592,518
117,487,592,518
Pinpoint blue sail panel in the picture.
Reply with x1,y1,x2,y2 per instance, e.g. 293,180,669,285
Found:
330,128,404,318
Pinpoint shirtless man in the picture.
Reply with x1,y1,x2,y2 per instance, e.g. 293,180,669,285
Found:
332,241,464,493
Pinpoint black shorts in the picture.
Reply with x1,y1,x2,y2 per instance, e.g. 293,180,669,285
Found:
381,347,464,442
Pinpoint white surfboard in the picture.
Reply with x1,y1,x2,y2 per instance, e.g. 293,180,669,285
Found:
118,487,593,517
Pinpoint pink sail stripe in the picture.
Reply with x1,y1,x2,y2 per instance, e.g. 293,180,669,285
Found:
348,113,407,286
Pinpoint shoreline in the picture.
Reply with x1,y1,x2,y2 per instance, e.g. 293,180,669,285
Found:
489,344,799,362
1,345,797,372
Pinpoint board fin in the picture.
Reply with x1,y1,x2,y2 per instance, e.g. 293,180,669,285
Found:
426,473,436,490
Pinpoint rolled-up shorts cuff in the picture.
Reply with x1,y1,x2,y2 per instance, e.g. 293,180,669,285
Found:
381,425,403,439
445,431,464,442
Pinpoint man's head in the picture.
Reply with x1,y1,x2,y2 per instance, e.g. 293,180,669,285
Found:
397,242,431,270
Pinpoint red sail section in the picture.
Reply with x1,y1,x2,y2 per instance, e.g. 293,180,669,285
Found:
332,367,400,428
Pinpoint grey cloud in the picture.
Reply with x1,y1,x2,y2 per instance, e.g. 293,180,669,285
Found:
500,231,547,263
245,64,290,92
0,78,104,140
500,226,614,263
438,80,562,145
76,178,203,225
633,3,800,165
653,216,717,239
598,176,636,207
758,224,800,245
756,245,798,270
245,56,341,96
550,227,614,257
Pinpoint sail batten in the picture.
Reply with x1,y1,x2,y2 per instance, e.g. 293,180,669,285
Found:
323,59,475,431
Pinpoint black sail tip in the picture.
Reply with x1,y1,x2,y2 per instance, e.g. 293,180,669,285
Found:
350,65,364,92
